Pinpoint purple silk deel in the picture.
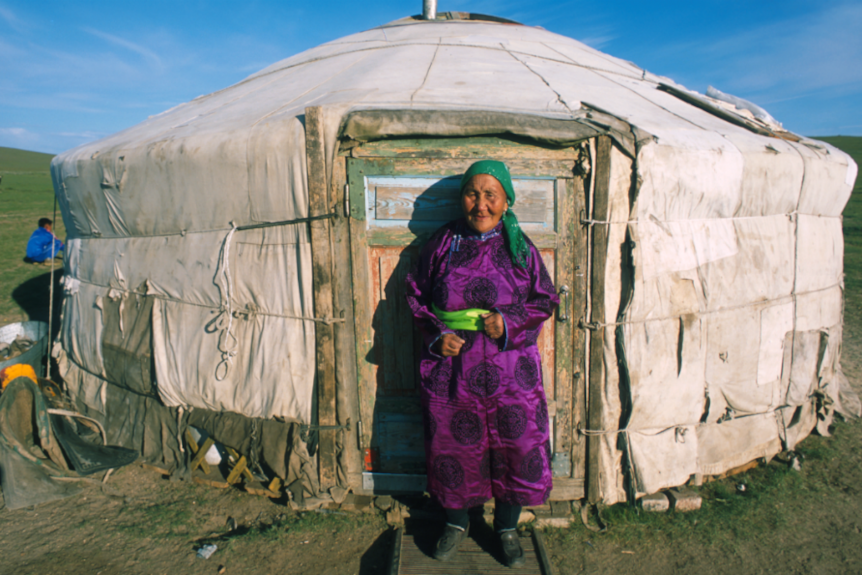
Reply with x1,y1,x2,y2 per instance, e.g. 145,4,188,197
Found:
404,219,559,509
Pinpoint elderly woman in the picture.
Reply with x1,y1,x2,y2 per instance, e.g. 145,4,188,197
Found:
404,160,559,567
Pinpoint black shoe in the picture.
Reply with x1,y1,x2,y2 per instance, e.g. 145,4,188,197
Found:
433,523,468,562
500,530,526,568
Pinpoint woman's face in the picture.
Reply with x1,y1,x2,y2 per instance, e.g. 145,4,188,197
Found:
461,174,509,234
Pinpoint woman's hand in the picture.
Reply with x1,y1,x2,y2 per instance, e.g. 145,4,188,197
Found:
481,312,505,340
438,333,466,357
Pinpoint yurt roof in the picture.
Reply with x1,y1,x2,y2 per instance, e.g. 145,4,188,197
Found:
54,14,858,241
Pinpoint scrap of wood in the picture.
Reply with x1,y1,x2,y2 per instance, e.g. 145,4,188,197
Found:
184,430,212,474
189,437,215,474
140,463,170,476
245,485,281,498
224,447,255,484
193,476,230,489
225,456,247,484
268,476,282,492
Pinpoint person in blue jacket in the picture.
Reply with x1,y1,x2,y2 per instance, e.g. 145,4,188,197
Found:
26,218,64,263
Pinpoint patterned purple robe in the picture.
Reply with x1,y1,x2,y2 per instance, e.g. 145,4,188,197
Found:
404,219,559,509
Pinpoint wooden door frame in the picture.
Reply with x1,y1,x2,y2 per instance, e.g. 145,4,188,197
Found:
337,134,592,497
586,135,613,503
305,106,364,492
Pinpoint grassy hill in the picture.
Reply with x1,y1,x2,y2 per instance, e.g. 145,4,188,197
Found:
0,146,54,173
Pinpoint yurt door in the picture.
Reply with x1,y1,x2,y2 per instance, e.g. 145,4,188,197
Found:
345,138,587,498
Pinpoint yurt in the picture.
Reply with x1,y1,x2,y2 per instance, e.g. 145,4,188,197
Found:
49,10,859,507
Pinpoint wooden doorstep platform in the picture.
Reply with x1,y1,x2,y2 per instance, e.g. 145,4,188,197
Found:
391,519,553,575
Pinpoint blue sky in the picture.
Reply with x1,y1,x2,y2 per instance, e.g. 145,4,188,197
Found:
1,0,860,154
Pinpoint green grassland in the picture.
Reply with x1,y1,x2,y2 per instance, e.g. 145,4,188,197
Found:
821,136,862,332
0,146,63,324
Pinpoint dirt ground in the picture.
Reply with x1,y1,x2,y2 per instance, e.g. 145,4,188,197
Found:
0,464,394,575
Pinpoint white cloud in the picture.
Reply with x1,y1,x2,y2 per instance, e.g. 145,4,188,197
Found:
0,3,25,33
82,27,163,70
0,126,106,154
0,127,28,136
578,32,617,50
0,5,15,24
0,126,41,149
56,130,106,139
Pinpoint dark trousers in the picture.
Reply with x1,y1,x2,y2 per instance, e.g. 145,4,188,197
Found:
445,502,521,532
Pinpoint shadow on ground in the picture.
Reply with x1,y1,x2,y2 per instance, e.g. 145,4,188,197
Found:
11,269,63,338
359,527,397,574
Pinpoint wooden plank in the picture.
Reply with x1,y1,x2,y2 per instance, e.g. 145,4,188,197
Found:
193,476,230,489
354,156,576,179
226,455,249,484
269,476,282,492
532,529,555,575
549,478,585,501
189,436,215,474
351,136,579,161
329,156,364,487
141,463,170,476
397,526,543,575
372,178,554,224
389,527,402,575
538,250,556,405
553,178,575,458
184,430,211,475
587,136,613,504
570,176,589,482
245,485,282,498
225,446,255,483
348,159,377,449
306,105,338,491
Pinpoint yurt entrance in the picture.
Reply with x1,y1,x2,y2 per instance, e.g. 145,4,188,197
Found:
344,136,590,499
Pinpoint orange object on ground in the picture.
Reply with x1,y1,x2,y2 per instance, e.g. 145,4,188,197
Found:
0,363,38,389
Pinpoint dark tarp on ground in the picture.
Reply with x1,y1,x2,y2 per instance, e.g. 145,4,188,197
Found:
69,377,189,475
0,377,80,509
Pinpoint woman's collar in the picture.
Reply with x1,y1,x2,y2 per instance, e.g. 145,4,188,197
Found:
458,219,503,241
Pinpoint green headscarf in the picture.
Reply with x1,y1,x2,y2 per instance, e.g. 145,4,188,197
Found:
460,160,530,269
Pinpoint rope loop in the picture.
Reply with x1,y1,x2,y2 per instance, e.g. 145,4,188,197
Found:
213,224,238,381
